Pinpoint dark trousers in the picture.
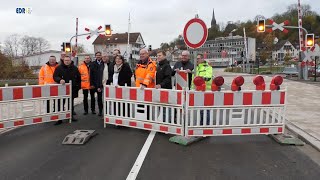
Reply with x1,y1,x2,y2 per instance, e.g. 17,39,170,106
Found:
57,99,66,112
83,89,95,113
200,110,210,126
92,89,103,113
112,102,130,117
47,100,59,113
46,100,51,113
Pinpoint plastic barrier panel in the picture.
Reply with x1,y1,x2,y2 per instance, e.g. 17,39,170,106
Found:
104,85,184,136
0,84,72,129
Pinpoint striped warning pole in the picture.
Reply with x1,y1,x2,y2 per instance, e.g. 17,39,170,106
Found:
175,70,188,90
75,18,78,56
298,0,304,51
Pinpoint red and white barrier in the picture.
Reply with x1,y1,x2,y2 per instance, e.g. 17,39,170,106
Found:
0,84,70,101
105,86,182,105
104,86,184,136
175,71,188,90
103,75,287,138
187,90,285,107
0,84,72,130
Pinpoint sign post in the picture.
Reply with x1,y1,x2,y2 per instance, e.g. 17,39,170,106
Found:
170,16,209,145
183,16,208,78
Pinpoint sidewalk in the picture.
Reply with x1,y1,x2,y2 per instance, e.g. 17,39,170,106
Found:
215,68,320,151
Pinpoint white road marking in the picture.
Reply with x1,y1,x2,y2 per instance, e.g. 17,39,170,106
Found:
0,127,15,135
126,131,156,180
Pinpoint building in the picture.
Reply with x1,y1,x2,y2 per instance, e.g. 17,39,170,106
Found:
211,8,218,29
77,53,95,65
188,35,256,67
13,50,61,68
272,40,299,64
92,32,145,61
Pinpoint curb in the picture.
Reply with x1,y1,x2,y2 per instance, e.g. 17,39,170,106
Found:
285,120,320,152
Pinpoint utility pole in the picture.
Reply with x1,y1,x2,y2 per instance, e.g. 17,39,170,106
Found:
127,13,132,69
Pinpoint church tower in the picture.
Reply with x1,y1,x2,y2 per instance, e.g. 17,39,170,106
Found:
211,8,217,28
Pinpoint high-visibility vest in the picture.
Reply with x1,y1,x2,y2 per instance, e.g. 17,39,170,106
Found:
38,64,58,85
135,58,156,88
78,62,91,89
191,61,213,90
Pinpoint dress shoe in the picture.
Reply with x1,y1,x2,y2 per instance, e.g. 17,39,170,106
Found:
54,120,62,125
72,118,78,122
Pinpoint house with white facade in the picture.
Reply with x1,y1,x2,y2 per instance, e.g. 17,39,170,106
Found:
188,35,256,67
272,40,299,63
92,32,145,61
13,50,61,68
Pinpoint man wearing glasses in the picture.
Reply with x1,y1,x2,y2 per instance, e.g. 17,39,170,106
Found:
172,50,194,89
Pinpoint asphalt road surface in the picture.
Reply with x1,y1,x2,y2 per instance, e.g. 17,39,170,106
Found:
0,105,320,180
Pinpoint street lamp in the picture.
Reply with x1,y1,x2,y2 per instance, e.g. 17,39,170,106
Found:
0,43,3,54
229,29,237,37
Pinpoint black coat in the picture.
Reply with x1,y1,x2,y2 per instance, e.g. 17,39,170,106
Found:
53,62,81,98
109,62,132,86
106,61,115,85
156,59,172,89
90,60,105,89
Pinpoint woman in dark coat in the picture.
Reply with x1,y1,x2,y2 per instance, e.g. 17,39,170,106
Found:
109,55,133,118
109,55,132,86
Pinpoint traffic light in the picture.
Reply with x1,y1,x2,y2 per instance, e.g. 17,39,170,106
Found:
105,24,112,36
306,34,315,47
148,45,152,51
257,19,265,32
61,42,65,51
64,42,71,53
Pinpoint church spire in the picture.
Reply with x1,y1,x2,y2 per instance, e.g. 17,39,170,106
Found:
211,8,217,28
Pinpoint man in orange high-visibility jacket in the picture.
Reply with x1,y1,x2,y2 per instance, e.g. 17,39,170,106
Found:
135,48,156,121
78,55,95,115
39,55,59,113
39,56,59,85
135,48,156,89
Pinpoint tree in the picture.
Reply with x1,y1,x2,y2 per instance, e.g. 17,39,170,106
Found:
284,53,291,65
3,34,20,58
160,43,170,51
0,52,13,78
20,36,50,56
72,43,86,54
37,37,50,53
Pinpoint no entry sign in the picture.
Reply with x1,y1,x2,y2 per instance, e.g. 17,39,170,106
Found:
183,18,208,49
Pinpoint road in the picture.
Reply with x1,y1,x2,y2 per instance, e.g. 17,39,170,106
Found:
0,104,320,180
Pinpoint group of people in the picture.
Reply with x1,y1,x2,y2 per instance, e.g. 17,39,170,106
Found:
38,47,213,125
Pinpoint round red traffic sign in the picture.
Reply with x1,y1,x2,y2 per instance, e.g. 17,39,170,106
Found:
183,18,208,49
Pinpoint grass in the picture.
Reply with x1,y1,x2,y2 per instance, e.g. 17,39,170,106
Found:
0,80,38,87
224,66,285,74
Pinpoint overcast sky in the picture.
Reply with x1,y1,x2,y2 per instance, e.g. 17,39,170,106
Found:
0,0,319,53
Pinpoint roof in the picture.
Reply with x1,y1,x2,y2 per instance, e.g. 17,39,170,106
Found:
15,50,61,59
274,40,289,51
92,32,143,45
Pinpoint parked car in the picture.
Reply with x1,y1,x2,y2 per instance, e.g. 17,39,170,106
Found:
308,66,320,77
280,67,299,77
